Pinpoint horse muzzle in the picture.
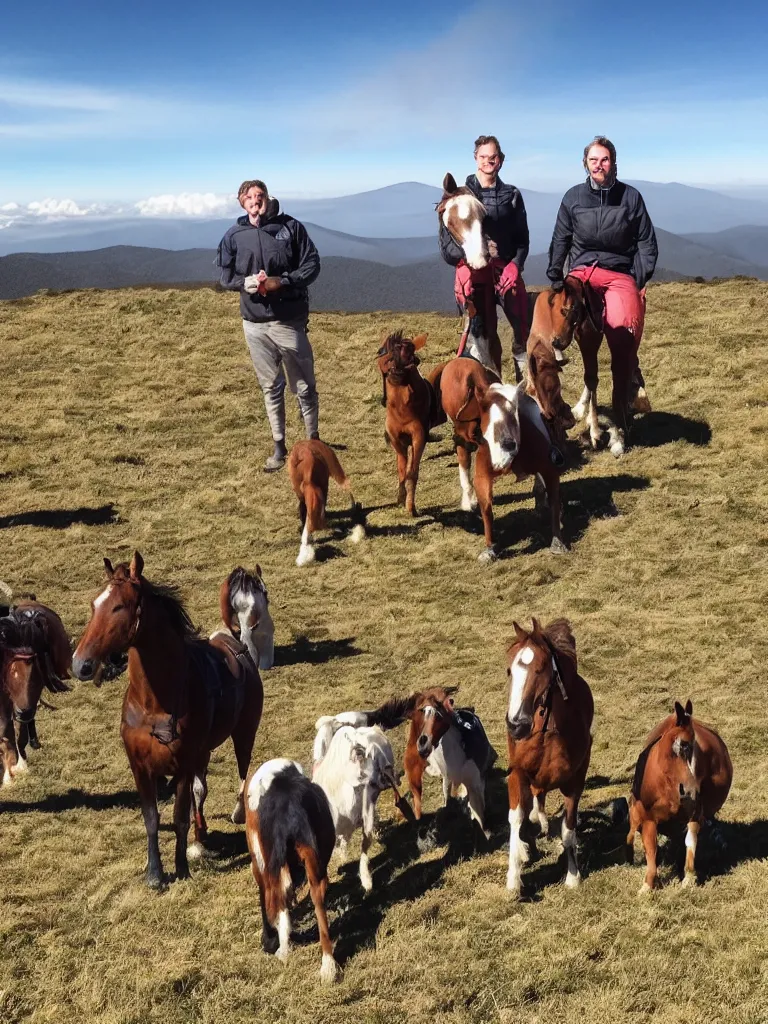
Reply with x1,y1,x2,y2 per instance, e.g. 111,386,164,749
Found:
72,654,99,683
507,713,532,741
416,735,434,759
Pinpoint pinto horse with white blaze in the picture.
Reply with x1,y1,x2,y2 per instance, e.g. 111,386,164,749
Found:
437,174,503,374
72,552,264,888
432,356,568,562
626,700,732,892
287,439,366,566
0,601,71,784
377,330,446,517
245,759,340,983
312,714,407,891
505,619,593,895
218,566,275,670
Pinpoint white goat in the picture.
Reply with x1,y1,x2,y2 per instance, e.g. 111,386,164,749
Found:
312,714,402,892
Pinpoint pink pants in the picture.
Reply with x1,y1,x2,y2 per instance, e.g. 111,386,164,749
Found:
454,259,529,359
568,264,645,342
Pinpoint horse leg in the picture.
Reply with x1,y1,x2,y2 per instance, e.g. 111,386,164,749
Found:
359,789,376,892
230,698,260,825
541,468,568,554
173,774,193,881
576,333,602,448
298,843,339,984
474,448,497,563
640,819,659,892
682,819,700,887
561,789,585,889
457,444,477,511
135,769,164,888
405,430,426,517
605,328,635,457
255,873,279,955
188,761,210,860
1,720,20,786
394,438,408,507
506,768,532,895
28,716,41,750
404,748,425,819
529,788,548,833
15,721,30,773
465,764,490,840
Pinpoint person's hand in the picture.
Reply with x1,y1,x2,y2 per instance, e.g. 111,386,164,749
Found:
497,261,519,297
243,274,262,293
257,276,284,296
550,278,565,293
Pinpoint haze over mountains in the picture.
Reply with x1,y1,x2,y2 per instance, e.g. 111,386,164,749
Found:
1,181,767,307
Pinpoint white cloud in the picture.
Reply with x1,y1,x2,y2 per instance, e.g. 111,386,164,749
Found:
135,192,237,218
27,198,96,218
1,201,20,211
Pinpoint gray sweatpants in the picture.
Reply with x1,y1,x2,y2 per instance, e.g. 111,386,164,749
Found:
242,318,319,441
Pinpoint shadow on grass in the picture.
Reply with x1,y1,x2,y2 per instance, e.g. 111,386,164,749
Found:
0,786,139,814
631,411,712,449
274,636,362,666
0,503,120,530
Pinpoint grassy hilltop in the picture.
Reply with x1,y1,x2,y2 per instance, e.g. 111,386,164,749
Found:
1,280,768,1024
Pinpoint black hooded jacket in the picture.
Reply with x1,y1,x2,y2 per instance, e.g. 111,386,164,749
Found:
217,200,320,323
547,178,658,289
439,175,529,270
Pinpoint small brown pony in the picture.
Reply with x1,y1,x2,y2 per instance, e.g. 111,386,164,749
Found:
377,329,446,516
0,600,71,784
72,552,264,888
626,700,732,892
505,618,594,895
526,290,579,446
288,439,366,566
432,357,568,561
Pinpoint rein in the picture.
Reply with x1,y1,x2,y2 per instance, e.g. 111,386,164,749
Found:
534,648,569,736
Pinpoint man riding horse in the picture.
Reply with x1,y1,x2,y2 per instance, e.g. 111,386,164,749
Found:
547,136,658,412
439,135,531,382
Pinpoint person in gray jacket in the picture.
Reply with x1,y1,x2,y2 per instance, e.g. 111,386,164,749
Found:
218,179,321,471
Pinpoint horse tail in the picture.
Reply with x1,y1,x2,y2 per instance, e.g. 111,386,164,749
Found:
304,484,326,534
322,446,351,493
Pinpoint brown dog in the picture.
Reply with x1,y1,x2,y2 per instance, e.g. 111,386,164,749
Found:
287,440,366,566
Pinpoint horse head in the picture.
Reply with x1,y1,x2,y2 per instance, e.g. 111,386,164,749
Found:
72,552,145,683
220,566,269,634
413,686,458,759
545,277,603,354
376,330,427,382
667,699,699,800
527,344,575,442
506,618,576,740
458,378,523,471
438,173,489,270
0,614,43,722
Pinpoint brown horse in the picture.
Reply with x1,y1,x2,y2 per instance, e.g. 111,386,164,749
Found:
526,290,580,446
626,700,732,892
287,439,366,566
0,601,71,784
72,552,264,888
505,618,594,895
432,356,568,561
377,329,445,516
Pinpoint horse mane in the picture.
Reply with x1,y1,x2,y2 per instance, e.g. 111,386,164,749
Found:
631,736,661,800
227,566,267,601
141,578,200,639
542,619,577,670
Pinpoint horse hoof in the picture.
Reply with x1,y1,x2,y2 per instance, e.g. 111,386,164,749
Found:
187,842,205,861
29,737,42,750
478,547,498,565
638,881,652,895
14,756,28,774
550,537,569,555
506,873,522,896
460,493,478,512
296,545,315,567
631,389,652,414
349,524,366,544
147,874,166,891
681,872,696,889
231,803,246,826
2,769,13,786
610,440,625,458
320,953,341,985
564,871,581,889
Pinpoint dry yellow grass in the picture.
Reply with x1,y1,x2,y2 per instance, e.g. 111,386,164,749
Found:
1,279,768,1024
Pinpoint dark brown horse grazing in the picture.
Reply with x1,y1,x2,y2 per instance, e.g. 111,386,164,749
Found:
377,330,446,516
0,601,71,784
432,356,568,561
72,552,264,888
505,618,594,895
626,700,732,892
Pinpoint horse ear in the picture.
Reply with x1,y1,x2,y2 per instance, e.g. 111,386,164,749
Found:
255,564,262,578
103,558,114,578
685,699,693,716
412,333,428,350
531,617,544,637
674,701,687,725
513,621,528,644
129,551,144,580
442,173,458,194
456,383,482,423
444,695,455,711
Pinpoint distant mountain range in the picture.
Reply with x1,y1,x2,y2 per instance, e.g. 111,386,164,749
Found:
3,180,768,256
2,181,767,310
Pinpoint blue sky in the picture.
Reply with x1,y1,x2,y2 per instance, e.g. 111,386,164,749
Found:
2,0,767,218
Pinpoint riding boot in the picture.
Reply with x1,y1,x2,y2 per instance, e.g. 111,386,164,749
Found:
264,438,287,473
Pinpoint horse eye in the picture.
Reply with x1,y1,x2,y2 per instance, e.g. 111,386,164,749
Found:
112,604,125,613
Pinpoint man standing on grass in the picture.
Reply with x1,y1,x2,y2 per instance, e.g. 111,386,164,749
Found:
217,179,321,472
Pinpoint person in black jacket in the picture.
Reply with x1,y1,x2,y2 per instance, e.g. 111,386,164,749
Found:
218,179,321,471
439,135,530,380
547,136,658,409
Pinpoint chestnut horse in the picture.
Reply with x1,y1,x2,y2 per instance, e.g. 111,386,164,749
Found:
626,700,732,892
437,174,500,373
377,329,446,516
0,601,71,783
505,618,593,895
72,552,264,888
287,439,366,566
432,356,568,561
526,290,582,446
